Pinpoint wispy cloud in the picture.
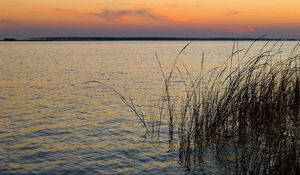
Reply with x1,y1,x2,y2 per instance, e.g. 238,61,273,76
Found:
93,9,164,22
0,19,19,24
170,4,181,8
38,8,83,16
169,3,201,8
224,11,243,16
50,8,79,15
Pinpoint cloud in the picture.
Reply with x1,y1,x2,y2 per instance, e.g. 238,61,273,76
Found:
38,8,82,16
0,19,19,24
170,4,181,8
93,9,164,22
50,8,78,15
224,11,243,16
169,3,201,8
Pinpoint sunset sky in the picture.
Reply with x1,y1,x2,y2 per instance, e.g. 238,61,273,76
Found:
1,0,300,39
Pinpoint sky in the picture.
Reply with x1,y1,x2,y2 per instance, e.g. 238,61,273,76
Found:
1,0,300,39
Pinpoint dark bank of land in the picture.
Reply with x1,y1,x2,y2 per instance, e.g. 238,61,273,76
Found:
1,37,300,41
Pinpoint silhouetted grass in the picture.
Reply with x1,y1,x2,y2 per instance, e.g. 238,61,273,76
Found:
87,40,300,174
176,40,300,174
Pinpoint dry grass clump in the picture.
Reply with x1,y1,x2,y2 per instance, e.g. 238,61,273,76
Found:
177,41,300,174
88,40,300,174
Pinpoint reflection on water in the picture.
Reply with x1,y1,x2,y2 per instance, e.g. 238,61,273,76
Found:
0,41,298,174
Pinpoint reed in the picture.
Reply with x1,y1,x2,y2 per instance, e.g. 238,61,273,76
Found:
88,40,300,174
177,40,300,174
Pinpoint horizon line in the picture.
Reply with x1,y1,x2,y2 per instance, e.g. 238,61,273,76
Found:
1,36,300,41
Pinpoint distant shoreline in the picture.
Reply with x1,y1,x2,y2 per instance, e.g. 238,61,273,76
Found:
1,37,300,42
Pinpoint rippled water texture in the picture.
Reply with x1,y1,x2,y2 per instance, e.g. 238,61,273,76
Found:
0,41,298,174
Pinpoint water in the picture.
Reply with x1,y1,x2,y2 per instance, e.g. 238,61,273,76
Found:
0,41,298,174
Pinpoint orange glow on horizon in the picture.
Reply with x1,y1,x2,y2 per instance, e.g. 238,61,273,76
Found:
1,0,300,38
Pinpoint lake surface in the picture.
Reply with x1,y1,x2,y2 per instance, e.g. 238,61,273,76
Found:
0,41,298,174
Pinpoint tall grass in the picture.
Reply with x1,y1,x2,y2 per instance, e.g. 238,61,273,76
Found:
87,40,300,174
177,40,300,174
